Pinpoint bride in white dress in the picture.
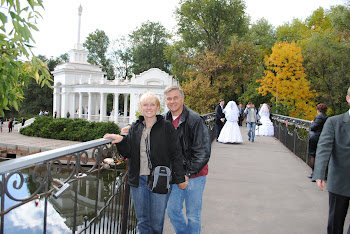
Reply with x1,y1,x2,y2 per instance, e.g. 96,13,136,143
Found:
218,101,243,143
256,103,274,136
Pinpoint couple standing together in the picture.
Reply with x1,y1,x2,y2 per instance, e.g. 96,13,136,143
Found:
104,85,211,234
215,100,261,143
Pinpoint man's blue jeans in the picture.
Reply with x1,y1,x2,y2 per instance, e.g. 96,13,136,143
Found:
247,122,256,141
130,175,170,234
167,176,206,234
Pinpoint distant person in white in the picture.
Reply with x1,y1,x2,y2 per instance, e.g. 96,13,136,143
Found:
256,103,274,136
218,101,243,143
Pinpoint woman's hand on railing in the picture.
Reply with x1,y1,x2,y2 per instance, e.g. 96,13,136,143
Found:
103,134,124,144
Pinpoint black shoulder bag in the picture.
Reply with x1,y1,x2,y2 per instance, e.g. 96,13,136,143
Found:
145,135,171,194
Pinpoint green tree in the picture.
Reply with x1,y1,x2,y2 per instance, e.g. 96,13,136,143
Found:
175,0,249,54
305,7,332,32
182,39,259,114
164,41,190,83
329,4,350,39
21,54,68,115
275,19,309,43
303,32,350,115
83,29,115,80
244,18,276,57
111,37,132,79
0,0,51,117
129,21,170,75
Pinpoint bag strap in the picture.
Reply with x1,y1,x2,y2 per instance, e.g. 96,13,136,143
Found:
145,132,153,170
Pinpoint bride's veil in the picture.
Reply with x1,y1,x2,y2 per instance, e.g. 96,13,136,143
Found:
259,104,270,118
223,101,239,121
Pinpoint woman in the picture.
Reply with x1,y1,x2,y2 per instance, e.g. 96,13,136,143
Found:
104,91,187,234
308,103,328,180
218,101,243,143
256,103,274,136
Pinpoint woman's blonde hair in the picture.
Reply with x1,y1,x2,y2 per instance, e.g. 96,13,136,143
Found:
138,91,160,110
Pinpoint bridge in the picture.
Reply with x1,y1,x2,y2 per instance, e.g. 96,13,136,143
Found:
0,115,349,233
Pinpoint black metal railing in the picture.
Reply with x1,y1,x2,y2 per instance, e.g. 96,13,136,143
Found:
0,113,215,234
202,112,216,142
271,114,312,167
0,138,137,234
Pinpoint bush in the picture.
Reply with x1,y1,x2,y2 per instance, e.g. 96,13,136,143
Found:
20,117,120,142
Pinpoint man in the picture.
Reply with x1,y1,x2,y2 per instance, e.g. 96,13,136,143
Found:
215,99,225,141
21,117,26,126
238,103,244,126
244,102,260,142
8,118,13,133
164,85,211,234
312,87,350,234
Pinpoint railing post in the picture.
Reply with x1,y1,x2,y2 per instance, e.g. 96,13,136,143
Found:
284,122,287,145
121,174,131,234
306,135,310,166
293,128,297,154
72,180,79,233
0,175,4,234
43,163,49,234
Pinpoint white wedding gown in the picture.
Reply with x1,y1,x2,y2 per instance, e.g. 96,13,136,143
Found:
256,105,274,136
218,101,243,143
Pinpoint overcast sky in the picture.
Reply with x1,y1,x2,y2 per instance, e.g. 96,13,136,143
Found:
31,0,348,58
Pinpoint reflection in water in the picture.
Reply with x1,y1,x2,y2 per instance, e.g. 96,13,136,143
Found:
3,168,125,233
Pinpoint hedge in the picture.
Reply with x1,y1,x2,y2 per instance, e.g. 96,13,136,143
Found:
20,116,120,142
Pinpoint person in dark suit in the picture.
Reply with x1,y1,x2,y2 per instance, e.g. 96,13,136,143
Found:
215,99,225,141
307,103,328,180
313,87,350,234
238,104,244,126
21,117,26,126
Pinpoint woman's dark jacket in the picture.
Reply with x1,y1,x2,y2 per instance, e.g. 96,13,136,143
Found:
308,113,328,156
164,105,211,178
116,115,186,188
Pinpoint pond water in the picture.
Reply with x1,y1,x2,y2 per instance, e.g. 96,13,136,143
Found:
2,168,125,234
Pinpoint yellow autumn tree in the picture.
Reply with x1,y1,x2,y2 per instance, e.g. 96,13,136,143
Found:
257,41,316,120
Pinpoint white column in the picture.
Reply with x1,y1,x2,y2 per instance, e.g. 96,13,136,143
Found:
88,92,92,121
53,86,60,117
100,93,105,122
78,92,82,118
61,90,68,118
71,93,76,118
94,93,99,117
114,93,119,123
129,93,139,124
123,94,129,117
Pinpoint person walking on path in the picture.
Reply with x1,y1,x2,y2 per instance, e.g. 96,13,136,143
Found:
104,91,187,233
238,103,244,126
164,85,211,234
308,103,328,181
312,87,350,234
21,117,26,126
255,103,274,136
244,102,260,142
8,118,13,133
215,99,225,141
218,101,243,143
0,119,2,133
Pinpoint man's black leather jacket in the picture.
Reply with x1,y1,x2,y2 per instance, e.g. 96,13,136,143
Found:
165,105,211,178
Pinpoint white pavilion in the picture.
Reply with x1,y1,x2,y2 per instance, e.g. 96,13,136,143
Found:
52,5,178,125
